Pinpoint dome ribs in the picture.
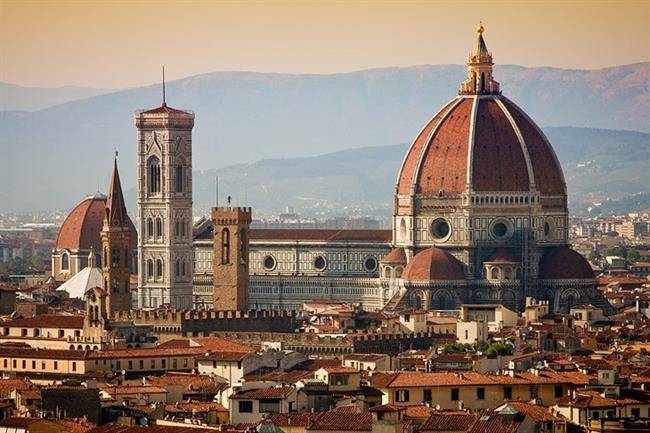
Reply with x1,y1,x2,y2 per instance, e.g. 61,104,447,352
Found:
500,98,565,195
396,99,458,195
471,98,529,192
415,98,473,195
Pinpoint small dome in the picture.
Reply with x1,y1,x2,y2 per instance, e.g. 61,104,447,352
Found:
539,247,594,280
381,247,407,265
484,248,520,264
55,195,137,251
402,247,465,281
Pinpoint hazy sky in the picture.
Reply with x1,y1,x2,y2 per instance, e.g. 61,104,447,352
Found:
1,0,649,88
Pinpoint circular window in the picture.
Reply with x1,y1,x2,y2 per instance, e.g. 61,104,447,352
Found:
490,220,512,240
364,256,378,272
493,222,508,238
263,255,276,271
431,218,451,240
314,256,327,272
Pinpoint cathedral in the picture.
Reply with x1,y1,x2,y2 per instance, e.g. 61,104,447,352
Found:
52,24,610,315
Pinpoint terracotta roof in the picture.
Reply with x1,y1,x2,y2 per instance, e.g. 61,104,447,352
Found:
55,195,137,251
539,247,594,280
250,229,391,242
99,385,168,395
140,102,192,115
3,314,84,329
230,386,295,400
264,412,321,427
306,410,371,431
164,401,227,413
0,346,88,360
466,410,526,433
320,366,358,374
86,424,219,433
88,346,205,359
198,351,252,362
381,247,407,265
146,373,228,394
0,378,35,398
55,195,106,251
420,411,478,431
505,402,564,422
402,247,465,281
396,95,565,197
484,248,520,264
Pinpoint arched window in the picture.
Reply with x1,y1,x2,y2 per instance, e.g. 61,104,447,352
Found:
176,165,184,192
156,259,163,279
147,259,154,280
61,252,70,271
473,72,477,93
490,267,500,280
181,220,186,237
147,218,154,238
156,217,163,238
221,228,230,264
112,247,120,267
148,156,161,194
175,220,180,237
239,228,247,263
175,260,180,277
481,72,486,93
181,260,186,276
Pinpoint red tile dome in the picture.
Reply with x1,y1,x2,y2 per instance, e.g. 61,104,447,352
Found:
55,194,136,251
539,247,594,280
396,96,565,196
402,247,466,282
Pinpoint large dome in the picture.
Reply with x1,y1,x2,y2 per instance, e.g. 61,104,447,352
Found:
396,25,565,198
396,95,565,196
55,194,137,251
539,247,594,280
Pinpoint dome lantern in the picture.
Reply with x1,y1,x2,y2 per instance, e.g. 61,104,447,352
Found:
459,22,500,95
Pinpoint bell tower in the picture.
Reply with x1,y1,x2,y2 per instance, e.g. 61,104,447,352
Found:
101,157,133,316
212,206,251,311
134,76,194,309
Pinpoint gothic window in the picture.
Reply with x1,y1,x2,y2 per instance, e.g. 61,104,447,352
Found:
175,260,180,277
239,229,247,263
481,72,486,92
147,259,154,280
181,220,186,237
176,165,184,192
61,252,70,271
222,228,230,264
156,259,163,279
112,247,120,267
156,217,163,238
181,261,186,276
147,218,154,238
175,221,180,237
148,156,161,194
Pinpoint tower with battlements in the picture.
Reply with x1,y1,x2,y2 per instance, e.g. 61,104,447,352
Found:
212,207,251,311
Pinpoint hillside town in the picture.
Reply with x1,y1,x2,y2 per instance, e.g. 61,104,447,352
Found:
1,19,650,433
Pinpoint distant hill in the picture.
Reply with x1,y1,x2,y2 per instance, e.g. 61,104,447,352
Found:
0,82,113,111
0,62,648,212
189,127,650,218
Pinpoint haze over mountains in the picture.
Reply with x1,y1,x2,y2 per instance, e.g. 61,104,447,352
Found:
0,62,648,213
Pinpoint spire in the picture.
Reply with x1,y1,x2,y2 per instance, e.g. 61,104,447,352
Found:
105,153,128,228
162,65,166,107
459,22,500,95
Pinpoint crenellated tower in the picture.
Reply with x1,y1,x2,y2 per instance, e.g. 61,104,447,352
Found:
212,207,251,311
134,85,195,309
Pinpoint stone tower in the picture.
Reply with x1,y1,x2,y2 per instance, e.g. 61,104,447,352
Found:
212,207,251,311
134,96,194,309
101,157,133,316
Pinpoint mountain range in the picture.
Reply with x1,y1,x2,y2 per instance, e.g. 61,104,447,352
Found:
0,62,648,212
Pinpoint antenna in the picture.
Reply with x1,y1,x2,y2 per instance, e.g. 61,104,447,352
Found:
215,175,219,208
162,65,166,105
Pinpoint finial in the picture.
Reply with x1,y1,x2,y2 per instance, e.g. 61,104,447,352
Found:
477,21,484,34
114,148,119,161
162,65,166,106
